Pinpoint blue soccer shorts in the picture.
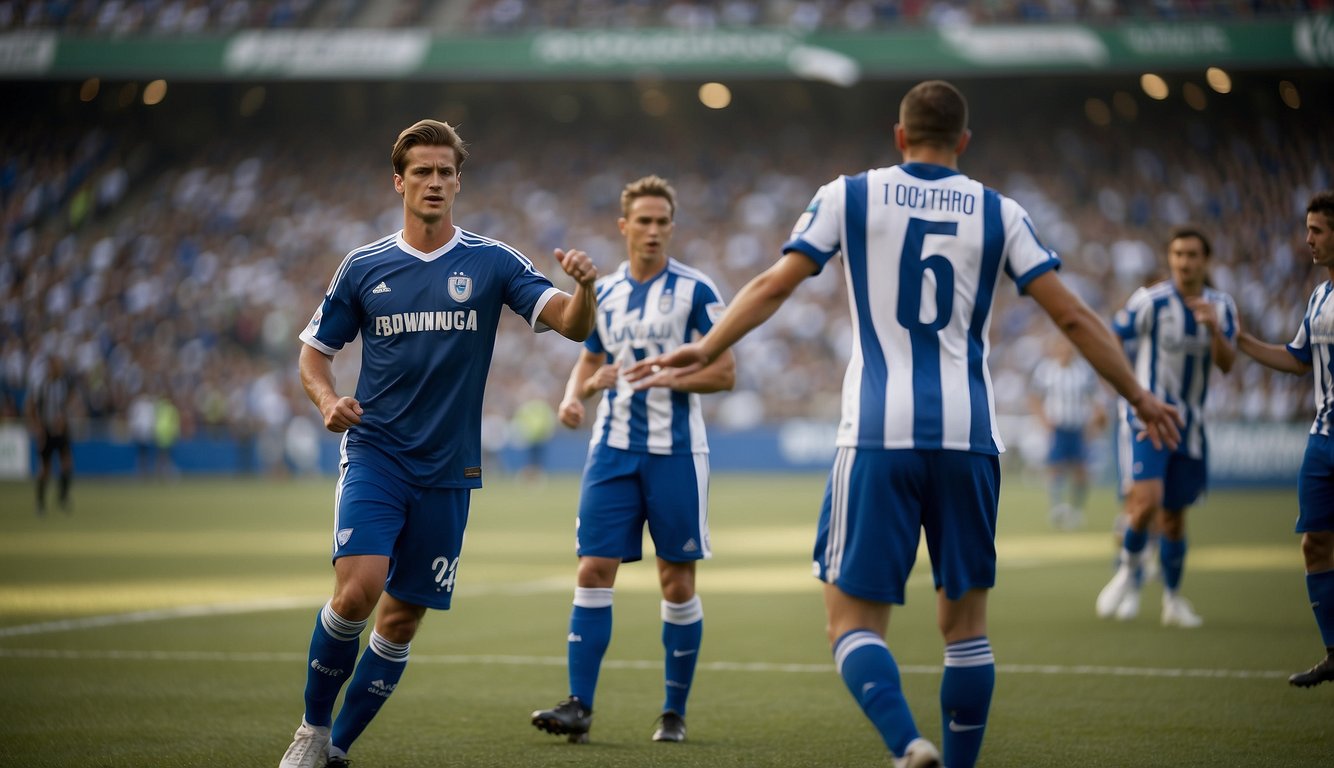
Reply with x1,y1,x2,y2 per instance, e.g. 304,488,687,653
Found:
813,447,1000,604
333,461,471,610
1297,433,1334,533
1048,427,1087,464
1121,427,1207,511
575,444,710,564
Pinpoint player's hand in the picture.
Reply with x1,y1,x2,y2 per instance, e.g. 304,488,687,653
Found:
625,344,708,390
1185,296,1218,333
1129,391,1182,451
555,248,597,288
322,395,363,433
558,397,584,429
587,364,618,392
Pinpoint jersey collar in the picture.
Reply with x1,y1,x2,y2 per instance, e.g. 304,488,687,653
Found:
395,227,462,262
899,162,962,181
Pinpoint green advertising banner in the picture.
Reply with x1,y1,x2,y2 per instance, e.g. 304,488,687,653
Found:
1,16,1330,83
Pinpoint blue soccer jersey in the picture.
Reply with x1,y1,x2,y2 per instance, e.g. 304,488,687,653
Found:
782,163,1059,454
300,228,560,487
1290,280,1334,437
1112,281,1238,458
585,259,725,455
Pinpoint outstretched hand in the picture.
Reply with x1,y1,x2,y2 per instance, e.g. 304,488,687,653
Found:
624,343,709,390
1129,392,1183,451
555,248,597,288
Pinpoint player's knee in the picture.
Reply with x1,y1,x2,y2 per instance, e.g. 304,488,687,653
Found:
1301,532,1334,570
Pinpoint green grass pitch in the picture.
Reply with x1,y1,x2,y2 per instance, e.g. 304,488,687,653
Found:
0,474,1326,767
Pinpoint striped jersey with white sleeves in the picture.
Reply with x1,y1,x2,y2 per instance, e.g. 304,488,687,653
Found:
1112,281,1237,458
1289,280,1334,436
585,259,725,455
1031,357,1101,430
781,163,1060,455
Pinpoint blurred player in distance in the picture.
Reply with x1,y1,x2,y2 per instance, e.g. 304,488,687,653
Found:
278,119,598,768
1235,190,1334,687
627,80,1179,768
1028,334,1107,530
26,355,79,515
1095,227,1236,628
531,175,735,745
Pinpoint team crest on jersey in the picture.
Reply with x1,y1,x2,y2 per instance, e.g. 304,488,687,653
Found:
337,527,353,547
658,290,674,313
448,272,473,303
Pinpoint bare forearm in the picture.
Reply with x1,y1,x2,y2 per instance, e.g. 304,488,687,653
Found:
561,284,597,342
700,262,804,363
1212,331,1237,374
667,351,736,393
1062,306,1145,405
299,345,339,411
1238,332,1309,374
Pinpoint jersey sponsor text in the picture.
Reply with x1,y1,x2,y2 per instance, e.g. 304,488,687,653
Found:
373,309,479,336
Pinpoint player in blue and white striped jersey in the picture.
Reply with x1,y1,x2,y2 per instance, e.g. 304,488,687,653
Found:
1237,191,1334,688
1096,227,1237,629
629,81,1179,768
1029,336,1107,530
278,120,599,768
531,176,735,745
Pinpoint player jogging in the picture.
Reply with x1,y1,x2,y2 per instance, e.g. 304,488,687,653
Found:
277,119,598,768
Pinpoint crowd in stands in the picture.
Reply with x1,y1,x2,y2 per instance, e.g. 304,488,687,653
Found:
2,75,1330,472
3,0,1327,33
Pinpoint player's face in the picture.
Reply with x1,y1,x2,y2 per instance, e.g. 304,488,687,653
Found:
1308,211,1334,270
618,195,673,267
1167,235,1208,293
394,145,460,225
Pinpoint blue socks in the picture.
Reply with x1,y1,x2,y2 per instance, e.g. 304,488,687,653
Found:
941,637,995,768
661,596,703,715
834,630,919,758
1307,569,1334,648
1159,537,1187,592
304,602,366,727
567,587,614,711
330,630,410,757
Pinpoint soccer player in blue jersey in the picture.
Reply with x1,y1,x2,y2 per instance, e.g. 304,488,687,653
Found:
1095,227,1237,628
531,175,735,745
1029,335,1107,530
1236,190,1334,687
277,119,599,768
628,81,1180,768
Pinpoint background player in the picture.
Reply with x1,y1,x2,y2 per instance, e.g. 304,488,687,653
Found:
531,175,735,744
278,119,598,768
1029,334,1107,530
628,80,1179,768
25,355,79,515
1096,227,1236,627
1235,190,1334,686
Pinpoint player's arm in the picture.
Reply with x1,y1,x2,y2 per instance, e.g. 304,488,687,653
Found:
558,349,614,429
651,348,736,394
1237,331,1311,375
538,248,598,342
627,251,817,383
299,344,362,433
1025,271,1182,450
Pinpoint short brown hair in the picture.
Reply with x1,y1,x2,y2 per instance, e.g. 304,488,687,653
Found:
899,80,968,150
392,119,469,175
1309,191,1334,220
620,175,676,218
1168,226,1212,258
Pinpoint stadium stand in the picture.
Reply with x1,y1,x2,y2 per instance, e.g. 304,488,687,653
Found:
2,71,1330,471
2,0,1327,33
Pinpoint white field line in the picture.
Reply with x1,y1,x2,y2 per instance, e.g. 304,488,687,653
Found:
0,647,1289,680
